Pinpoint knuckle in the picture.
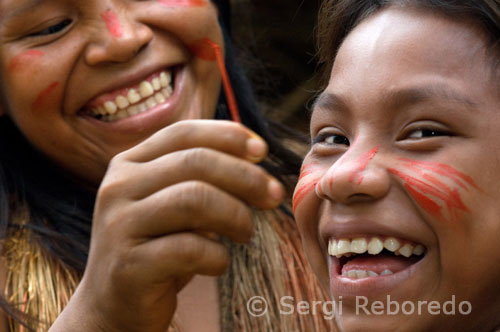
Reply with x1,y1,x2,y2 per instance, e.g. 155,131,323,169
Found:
181,148,211,174
174,181,212,216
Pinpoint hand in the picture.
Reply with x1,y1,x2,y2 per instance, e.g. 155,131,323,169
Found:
69,120,284,332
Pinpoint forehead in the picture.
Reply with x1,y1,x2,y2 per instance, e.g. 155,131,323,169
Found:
328,7,495,95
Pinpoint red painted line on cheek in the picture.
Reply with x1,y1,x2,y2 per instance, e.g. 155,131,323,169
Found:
349,146,379,184
101,10,123,38
388,167,469,222
189,38,241,123
293,180,319,214
8,50,44,71
158,0,205,6
404,184,443,220
398,158,478,189
32,82,60,112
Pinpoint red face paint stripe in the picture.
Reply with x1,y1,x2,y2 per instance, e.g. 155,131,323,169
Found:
32,82,60,111
349,146,379,183
101,10,123,38
298,165,322,182
9,50,44,71
293,180,318,213
158,0,205,6
399,158,477,189
405,184,443,220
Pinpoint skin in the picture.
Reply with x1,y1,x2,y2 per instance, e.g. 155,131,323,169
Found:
294,7,500,332
0,0,284,331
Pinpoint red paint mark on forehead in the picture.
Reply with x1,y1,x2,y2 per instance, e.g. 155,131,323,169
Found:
8,50,44,71
190,38,241,123
101,10,123,38
158,0,205,6
32,82,60,112
349,146,379,184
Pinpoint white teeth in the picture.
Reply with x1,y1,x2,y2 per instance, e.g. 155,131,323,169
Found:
152,77,161,91
384,237,401,252
162,86,173,98
380,269,394,275
155,91,166,104
342,269,379,279
104,101,117,114
127,105,139,116
127,89,141,104
139,81,155,98
337,239,351,256
398,244,414,258
116,95,130,109
413,244,425,256
368,238,384,255
145,97,157,108
138,102,147,113
351,238,368,254
328,236,425,260
115,110,128,120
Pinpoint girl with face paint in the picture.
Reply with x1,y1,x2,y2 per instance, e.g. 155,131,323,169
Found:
0,0,332,331
294,0,500,331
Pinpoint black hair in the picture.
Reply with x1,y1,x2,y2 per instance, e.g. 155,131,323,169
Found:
0,0,302,329
317,0,500,85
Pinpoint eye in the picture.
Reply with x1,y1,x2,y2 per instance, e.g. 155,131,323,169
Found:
28,19,72,37
313,133,350,146
406,128,450,139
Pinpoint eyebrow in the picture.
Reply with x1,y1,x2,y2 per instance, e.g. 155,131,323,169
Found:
0,0,44,24
312,85,477,114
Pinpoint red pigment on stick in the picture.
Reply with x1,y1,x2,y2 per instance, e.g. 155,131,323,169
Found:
349,146,379,184
32,82,60,112
189,38,241,123
9,50,44,71
101,10,123,38
158,0,205,6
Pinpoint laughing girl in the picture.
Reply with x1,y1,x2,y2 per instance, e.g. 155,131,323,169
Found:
294,0,500,331
0,0,330,331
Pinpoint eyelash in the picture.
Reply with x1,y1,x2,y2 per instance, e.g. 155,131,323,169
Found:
27,19,72,38
312,133,350,146
313,127,450,146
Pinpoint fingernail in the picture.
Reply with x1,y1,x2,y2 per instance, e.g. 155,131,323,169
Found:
268,178,285,202
246,137,267,162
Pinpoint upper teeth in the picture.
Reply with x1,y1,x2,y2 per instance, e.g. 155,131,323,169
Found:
90,71,173,121
328,237,425,258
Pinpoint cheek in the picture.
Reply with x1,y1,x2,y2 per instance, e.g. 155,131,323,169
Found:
5,51,63,116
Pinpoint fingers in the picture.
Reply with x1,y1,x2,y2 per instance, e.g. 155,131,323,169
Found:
125,147,283,208
125,181,254,243
128,233,230,282
125,120,268,163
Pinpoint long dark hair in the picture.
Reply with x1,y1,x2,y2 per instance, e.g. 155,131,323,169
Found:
0,0,302,328
316,0,500,86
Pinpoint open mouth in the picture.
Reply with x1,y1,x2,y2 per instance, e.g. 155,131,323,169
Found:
82,67,177,122
328,236,426,279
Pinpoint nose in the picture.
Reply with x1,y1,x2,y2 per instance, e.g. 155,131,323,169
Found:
316,146,391,204
85,8,153,65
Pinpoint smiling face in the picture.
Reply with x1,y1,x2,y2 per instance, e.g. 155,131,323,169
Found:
294,7,500,331
0,0,222,185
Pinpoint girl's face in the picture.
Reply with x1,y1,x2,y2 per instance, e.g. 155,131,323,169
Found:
295,7,500,331
0,0,222,184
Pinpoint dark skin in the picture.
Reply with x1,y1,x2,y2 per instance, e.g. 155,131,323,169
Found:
295,7,500,332
0,0,284,331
